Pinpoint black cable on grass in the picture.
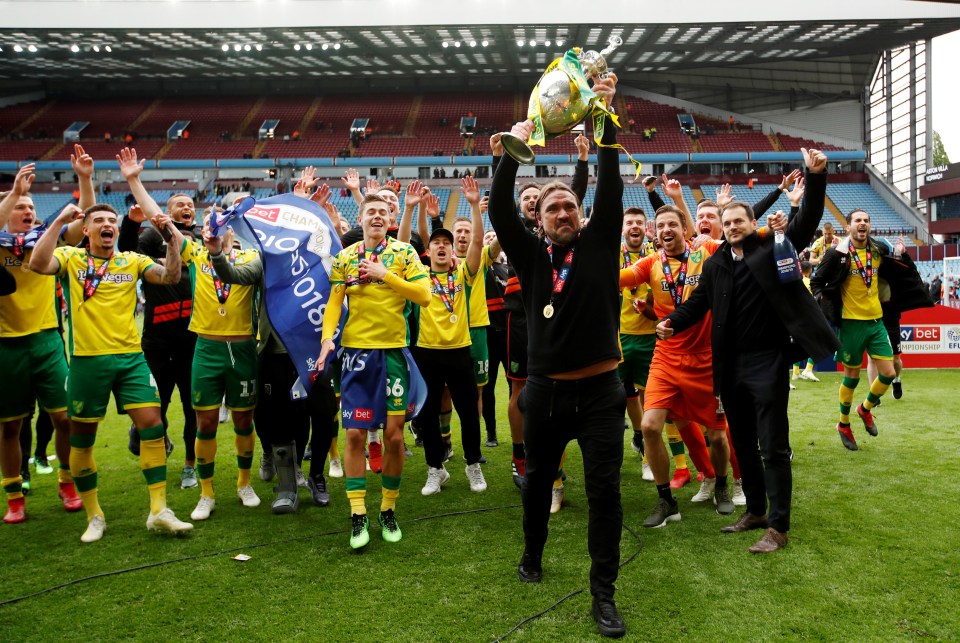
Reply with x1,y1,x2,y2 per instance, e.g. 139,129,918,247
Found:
491,522,644,642
0,504,522,608
0,503,644,643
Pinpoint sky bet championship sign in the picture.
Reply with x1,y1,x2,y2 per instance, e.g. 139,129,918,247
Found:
901,324,960,354
210,193,344,398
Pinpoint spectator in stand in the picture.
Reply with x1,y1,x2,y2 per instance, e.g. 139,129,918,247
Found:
929,274,942,304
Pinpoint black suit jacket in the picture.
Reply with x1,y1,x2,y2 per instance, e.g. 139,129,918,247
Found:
666,171,840,393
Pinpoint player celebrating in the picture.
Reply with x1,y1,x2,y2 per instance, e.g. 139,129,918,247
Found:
29,202,193,542
318,193,430,549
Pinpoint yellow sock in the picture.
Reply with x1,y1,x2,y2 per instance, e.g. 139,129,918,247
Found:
195,430,218,498
793,364,801,376
839,377,857,424
2,476,23,501
804,360,815,373
347,490,366,515
70,439,104,520
57,466,73,484
329,435,340,460
235,428,254,488
381,487,400,513
863,374,894,411
139,432,168,515
553,477,563,489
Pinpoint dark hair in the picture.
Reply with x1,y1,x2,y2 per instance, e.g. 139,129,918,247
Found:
624,207,646,219
654,204,687,226
800,261,812,274
83,203,119,222
720,201,755,221
534,180,578,215
453,216,472,225
845,209,868,224
518,182,540,198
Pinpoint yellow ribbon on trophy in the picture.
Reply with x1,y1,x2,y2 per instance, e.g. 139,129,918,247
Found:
526,48,642,180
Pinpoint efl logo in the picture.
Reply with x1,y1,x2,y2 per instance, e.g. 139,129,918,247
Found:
901,326,940,342
246,206,280,223
355,408,373,421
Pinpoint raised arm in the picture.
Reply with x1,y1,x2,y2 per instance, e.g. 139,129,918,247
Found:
117,147,163,219
488,126,537,262
204,228,264,285
461,176,483,275
661,174,694,239
28,205,83,275
397,180,423,244
571,133,590,205
785,148,827,251
587,73,625,242
0,164,35,231
341,168,363,207
644,176,666,212
71,144,96,211
142,214,184,285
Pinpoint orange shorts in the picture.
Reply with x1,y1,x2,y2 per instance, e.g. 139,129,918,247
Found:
644,348,724,430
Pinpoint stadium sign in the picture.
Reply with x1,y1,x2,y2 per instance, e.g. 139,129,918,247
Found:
924,163,960,184
901,325,960,354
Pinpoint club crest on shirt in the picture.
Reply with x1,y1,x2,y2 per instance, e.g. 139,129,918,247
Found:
380,253,396,269
690,250,703,264
113,255,129,268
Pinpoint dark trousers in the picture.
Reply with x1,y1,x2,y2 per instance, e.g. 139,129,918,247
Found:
482,326,509,436
522,370,625,600
144,340,198,462
413,346,482,468
256,351,337,478
721,349,793,532
20,405,55,470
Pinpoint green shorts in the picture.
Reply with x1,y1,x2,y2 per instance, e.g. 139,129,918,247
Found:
0,329,69,421
618,333,657,391
470,326,490,386
68,353,160,422
191,337,258,411
385,348,409,415
836,318,894,367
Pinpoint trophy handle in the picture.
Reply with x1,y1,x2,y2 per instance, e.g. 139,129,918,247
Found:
499,132,536,165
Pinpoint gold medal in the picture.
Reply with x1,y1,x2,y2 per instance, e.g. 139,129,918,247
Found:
449,314,458,323
20,263,29,272
217,306,226,316
543,304,554,319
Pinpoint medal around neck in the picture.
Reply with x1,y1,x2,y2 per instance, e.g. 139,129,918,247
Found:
543,304,555,319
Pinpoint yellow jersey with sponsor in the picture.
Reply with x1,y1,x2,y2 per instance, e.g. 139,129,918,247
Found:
626,239,720,354
331,238,427,349
0,248,58,337
181,239,259,336
620,246,657,336
841,247,883,320
54,247,155,356
809,235,839,262
418,261,477,349
463,246,495,328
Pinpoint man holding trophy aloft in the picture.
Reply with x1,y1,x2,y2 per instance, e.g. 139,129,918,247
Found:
488,38,629,639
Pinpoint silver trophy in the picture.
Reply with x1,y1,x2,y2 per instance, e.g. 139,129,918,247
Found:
500,36,623,165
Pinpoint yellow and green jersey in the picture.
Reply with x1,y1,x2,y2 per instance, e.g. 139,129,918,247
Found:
418,260,476,349
0,247,58,338
841,247,883,320
620,246,657,336
181,239,259,337
463,245,495,328
331,238,427,349
54,247,155,356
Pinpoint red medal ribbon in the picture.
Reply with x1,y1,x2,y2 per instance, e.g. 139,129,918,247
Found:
659,247,690,308
209,249,235,305
345,238,388,287
430,270,456,313
848,241,872,289
83,252,113,301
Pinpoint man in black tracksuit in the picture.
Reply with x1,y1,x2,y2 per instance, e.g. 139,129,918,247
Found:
119,199,199,487
488,73,627,638
660,149,839,554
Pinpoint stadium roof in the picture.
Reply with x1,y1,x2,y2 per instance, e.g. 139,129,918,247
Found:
1,1,959,112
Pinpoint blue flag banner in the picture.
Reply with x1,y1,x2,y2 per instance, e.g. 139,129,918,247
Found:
230,193,345,399
0,224,47,249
